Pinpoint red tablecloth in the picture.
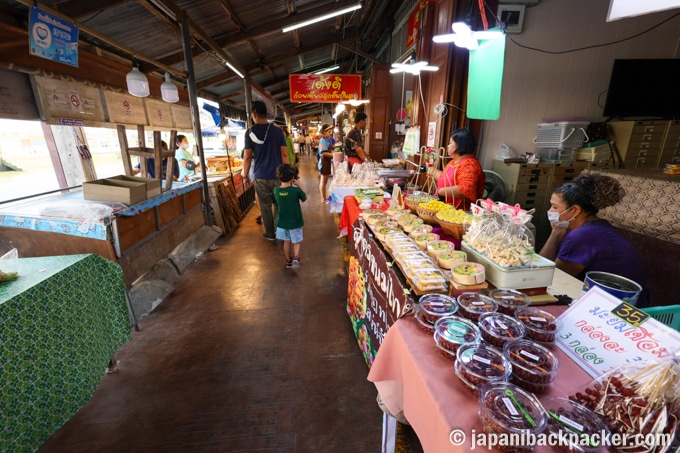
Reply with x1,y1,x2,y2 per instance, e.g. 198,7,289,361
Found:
367,306,593,453
338,196,389,240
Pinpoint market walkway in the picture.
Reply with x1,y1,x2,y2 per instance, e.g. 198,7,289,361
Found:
39,154,391,453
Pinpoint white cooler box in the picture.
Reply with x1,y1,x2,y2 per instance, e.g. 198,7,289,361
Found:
461,243,556,290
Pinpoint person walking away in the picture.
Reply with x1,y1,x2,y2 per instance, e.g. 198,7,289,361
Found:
282,126,296,165
298,133,306,154
175,135,200,182
274,163,306,268
345,112,370,170
242,100,289,241
318,124,334,204
305,134,312,155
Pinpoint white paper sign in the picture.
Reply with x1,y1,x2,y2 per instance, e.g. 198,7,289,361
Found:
426,121,436,147
556,286,680,378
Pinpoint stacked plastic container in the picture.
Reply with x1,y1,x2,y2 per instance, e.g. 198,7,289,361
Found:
533,121,589,162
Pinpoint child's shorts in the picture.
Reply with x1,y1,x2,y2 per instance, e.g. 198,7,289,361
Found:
276,227,303,243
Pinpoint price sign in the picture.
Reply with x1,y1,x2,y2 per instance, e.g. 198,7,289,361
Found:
611,302,650,327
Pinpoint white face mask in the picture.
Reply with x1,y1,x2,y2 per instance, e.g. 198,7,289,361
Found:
181,143,189,150
547,206,573,228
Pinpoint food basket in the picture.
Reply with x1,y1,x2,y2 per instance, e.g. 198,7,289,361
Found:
436,218,466,239
415,206,441,226
404,193,437,213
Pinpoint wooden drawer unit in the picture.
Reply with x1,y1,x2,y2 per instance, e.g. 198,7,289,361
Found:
659,121,680,166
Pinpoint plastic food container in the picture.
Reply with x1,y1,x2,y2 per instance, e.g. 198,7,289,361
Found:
456,343,511,393
373,220,399,231
414,307,436,335
426,240,455,258
409,224,434,238
503,339,559,385
414,233,441,250
397,213,419,227
434,316,479,354
376,227,401,242
412,267,448,292
488,288,531,315
514,306,562,345
402,218,425,233
437,250,467,270
478,312,527,348
401,258,437,280
418,294,458,323
451,262,486,285
479,382,547,452
386,207,411,219
365,213,388,226
457,293,498,322
434,334,458,361
542,397,610,453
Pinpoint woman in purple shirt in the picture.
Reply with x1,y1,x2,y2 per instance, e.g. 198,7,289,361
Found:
539,172,648,306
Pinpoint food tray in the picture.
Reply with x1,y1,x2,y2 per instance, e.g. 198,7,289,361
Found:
461,243,555,290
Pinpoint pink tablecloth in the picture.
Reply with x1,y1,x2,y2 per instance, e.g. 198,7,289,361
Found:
367,306,593,453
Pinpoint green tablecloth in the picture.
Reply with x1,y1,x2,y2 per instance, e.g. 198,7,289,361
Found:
0,254,132,452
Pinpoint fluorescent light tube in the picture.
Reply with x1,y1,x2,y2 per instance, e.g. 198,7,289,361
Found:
314,65,340,74
283,4,362,33
226,62,244,79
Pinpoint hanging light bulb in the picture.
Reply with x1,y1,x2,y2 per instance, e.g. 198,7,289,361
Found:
160,72,179,103
433,22,504,49
126,58,150,97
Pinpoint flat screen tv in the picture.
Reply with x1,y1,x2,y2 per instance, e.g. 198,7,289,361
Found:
603,59,680,119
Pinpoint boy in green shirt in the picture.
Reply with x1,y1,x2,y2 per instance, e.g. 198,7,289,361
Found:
273,164,306,269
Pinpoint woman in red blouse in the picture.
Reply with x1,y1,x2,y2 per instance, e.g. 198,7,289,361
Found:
434,128,485,211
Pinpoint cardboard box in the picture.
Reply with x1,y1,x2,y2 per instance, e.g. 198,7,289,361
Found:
82,178,147,205
109,175,162,198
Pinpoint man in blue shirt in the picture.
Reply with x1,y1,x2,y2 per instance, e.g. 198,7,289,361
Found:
242,100,289,241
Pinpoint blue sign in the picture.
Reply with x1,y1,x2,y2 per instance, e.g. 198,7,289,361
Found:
29,7,79,67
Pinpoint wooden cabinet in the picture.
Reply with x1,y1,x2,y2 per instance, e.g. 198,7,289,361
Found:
609,120,680,169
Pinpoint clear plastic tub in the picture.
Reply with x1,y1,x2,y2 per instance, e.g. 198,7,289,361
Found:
434,335,458,361
434,316,479,354
479,382,547,452
457,293,498,323
478,312,527,348
396,213,419,227
543,397,611,453
426,240,455,258
456,343,511,390
409,224,434,238
372,220,398,230
401,258,437,280
514,306,562,345
414,307,436,335
413,233,441,250
402,218,425,233
418,294,458,323
386,206,411,219
437,250,467,270
385,233,414,248
503,339,559,385
365,213,388,226
488,288,531,316
376,227,401,242
412,267,448,291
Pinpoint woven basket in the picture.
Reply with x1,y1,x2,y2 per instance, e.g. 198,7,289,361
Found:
405,195,437,214
436,218,466,239
416,206,443,226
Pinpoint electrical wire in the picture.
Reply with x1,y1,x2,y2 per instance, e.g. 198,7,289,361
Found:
503,9,680,55
433,102,465,118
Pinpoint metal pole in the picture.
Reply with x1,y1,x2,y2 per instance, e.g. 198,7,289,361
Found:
181,10,212,226
244,78,253,128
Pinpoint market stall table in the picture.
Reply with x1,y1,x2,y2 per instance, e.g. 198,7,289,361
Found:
338,196,390,240
0,254,132,452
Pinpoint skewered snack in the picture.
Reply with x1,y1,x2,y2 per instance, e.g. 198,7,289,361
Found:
434,316,479,354
514,306,561,346
456,343,512,396
418,294,458,323
503,339,559,394
414,307,436,335
457,292,498,322
543,397,610,453
488,288,531,316
478,313,526,348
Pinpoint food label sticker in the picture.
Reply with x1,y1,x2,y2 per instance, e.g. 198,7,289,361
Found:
472,354,491,365
471,301,486,306
502,397,519,416
496,320,509,330
519,349,540,361
530,316,547,323
558,414,584,433
501,295,517,299
446,323,467,335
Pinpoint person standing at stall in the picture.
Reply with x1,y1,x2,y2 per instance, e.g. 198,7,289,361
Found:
175,135,200,182
345,112,370,170
433,128,485,211
242,100,289,241
539,171,648,306
318,124,334,204
274,163,306,269
282,125,296,166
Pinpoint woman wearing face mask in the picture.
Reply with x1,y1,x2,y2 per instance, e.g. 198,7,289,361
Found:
175,134,200,182
539,172,647,306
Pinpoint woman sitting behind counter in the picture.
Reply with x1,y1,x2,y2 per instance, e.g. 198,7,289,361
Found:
539,172,648,306
432,128,485,211
175,134,200,182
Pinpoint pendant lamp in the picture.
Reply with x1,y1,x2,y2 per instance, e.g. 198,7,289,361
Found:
161,72,179,103
126,59,150,97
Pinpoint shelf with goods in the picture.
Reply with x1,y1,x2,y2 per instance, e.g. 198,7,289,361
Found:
609,120,680,169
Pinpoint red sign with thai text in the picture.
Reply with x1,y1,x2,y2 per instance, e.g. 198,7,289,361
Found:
289,74,362,103
406,0,435,48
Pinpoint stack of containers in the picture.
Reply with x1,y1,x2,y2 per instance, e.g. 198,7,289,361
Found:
534,121,589,162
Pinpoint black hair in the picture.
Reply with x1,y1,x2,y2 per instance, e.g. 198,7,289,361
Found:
276,163,297,183
161,140,168,149
553,171,625,215
252,100,267,117
450,128,475,155
322,123,333,133
176,135,186,149
354,112,367,123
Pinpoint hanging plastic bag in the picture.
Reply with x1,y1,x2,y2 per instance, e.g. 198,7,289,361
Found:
0,248,19,282
402,126,420,155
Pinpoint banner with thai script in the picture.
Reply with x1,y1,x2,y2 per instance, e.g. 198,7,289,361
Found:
556,286,680,378
406,0,435,48
347,219,415,367
29,7,79,67
289,74,362,103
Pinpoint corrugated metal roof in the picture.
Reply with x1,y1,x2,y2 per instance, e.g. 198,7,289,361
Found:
1,0,404,118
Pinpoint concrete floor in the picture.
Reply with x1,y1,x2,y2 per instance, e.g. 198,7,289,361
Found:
39,153,387,453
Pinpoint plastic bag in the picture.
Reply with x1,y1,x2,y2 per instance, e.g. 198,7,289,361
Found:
495,143,516,160
463,212,535,268
0,248,19,282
